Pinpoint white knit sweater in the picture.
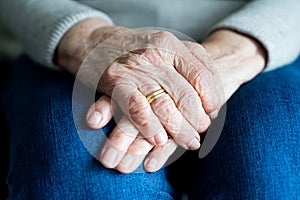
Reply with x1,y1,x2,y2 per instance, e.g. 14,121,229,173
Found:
0,0,299,71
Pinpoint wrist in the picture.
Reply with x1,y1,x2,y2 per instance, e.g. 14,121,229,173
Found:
54,18,121,74
201,29,267,102
202,29,267,84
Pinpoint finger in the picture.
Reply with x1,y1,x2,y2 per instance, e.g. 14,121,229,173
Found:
144,139,178,172
139,32,221,116
100,115,139,168
152,37,221,118
150,92,201,150
111,84,168,146
133,48,211,134
144,66,211,135
103,49,208,147
178,54,219,117
117,136,153,174
86,95,114,129
182,41,215,72
137,80,202,150
181,41,222,118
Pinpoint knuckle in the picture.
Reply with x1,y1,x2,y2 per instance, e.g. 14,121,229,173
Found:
197,115,211,133
177,90,199,111
192,68,212,91
128,95,151,127
154,97,176,115
203,92,215,112
165,120,181,135
173,131,189,144
128,139,152,154
100,64,122,93
191,69,219,112
152,31,175,45
163,103,177,116
203,90,219,114
130,49,147,56
165,119,181,135
135,117,151,128
122,53,145,66
161,112,181,135
180,89,198,102
143,48,156,58
158,31,174,39
153,97,181,133
106,62,120,78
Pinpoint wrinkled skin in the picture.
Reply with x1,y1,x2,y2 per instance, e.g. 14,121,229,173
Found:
56,19,266,174
86,36,221,172
88,28,221,149
83,29,222,172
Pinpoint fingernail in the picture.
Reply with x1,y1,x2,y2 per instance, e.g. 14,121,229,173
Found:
145,157,158,170
101,147,118,167
155,132,168,145
88,111,102,126
120,154,134,170
188,138,201,150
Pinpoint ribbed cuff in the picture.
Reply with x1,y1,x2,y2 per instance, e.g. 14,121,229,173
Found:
209,0,299,72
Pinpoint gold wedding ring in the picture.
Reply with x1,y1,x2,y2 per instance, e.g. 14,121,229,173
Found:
146,89,167,104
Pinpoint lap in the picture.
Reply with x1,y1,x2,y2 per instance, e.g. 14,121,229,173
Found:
1,55,299,199
0,56,177,200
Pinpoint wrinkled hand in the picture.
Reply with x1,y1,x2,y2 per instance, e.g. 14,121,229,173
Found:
55,19,265,173
87,95,178,173
86,29,266,173
86,40,222,173
56,19,222,172
80,25,222,150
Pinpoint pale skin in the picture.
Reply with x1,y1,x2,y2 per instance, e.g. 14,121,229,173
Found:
55,18,266,174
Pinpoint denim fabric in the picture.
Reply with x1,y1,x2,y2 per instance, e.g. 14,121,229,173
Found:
174,56,300,200
0,55,299,200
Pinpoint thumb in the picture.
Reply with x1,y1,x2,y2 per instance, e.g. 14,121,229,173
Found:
86,95,114,129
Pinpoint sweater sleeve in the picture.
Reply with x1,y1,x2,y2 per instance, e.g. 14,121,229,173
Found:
211,0,300,71
0,0,113,69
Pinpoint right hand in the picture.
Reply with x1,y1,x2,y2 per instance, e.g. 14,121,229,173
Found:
84,29,266,173
56,19,222,150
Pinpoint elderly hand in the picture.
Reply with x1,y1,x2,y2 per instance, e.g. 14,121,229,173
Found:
56,19,223,151
86,95,178,173
85,29,266,173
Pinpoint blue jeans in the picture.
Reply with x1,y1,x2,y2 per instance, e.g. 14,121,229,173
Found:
1,55,299,200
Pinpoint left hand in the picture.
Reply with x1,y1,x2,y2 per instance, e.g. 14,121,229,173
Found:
86,29,267,173
86,95,178,173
